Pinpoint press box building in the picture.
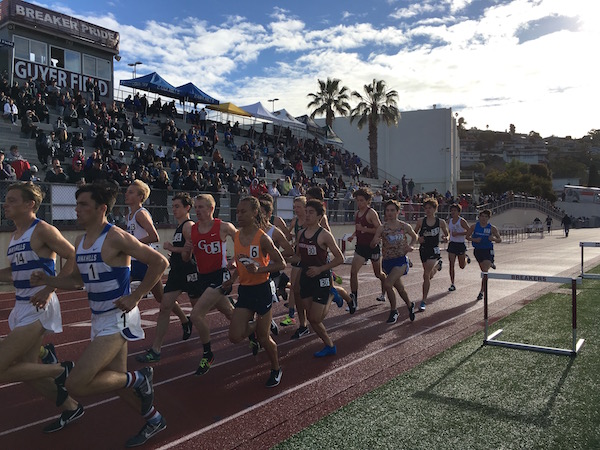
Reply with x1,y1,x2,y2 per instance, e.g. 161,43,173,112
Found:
0,0,119,101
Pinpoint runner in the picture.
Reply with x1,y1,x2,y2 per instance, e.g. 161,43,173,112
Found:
136,192,199,363
31,181,169,447
371,200,417,324
347,188,386,312
284,196,306,334
183,194,237,376
259,193,293,241
446,203,471,292
227,196,286,387
0,181,82,433
125,180,191,338
413,197,449,311
260,199,295,337
296,199,345,356
466,209,502,300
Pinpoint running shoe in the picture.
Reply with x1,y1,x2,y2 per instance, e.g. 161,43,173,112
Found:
182,316,193,341
43,403,84,433
331,288,344,307
280,315,296,326
55,361,74,407
125,416,167,448
408,302,416,322
194,354,214,376
349,293,357,314
376,293,386,302
386,309,399,324
290,326,310,340
314,345,337,358
491,263,496,270
134,367,154,416
135,349,161,363
41,343,58,364
477,292,484,301
270,319,279,336
265,368,282,388
249,333,261,355
437,259,443,271
419,301,426,311
409,259,413,268
466,255,471,264
448,284,456,292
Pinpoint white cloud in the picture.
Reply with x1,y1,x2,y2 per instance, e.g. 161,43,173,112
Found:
47,0,599,138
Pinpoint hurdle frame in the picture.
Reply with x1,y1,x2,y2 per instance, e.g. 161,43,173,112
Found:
580,242,600,280
482,272,585,356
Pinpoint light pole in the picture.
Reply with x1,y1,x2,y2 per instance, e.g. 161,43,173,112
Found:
268,98,279,112
128,61,143,95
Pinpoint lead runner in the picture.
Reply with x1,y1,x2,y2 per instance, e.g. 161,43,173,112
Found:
31,182,169,447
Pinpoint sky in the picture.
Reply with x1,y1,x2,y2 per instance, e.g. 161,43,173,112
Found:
33,0,599,138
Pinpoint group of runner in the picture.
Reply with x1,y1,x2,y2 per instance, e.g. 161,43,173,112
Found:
0,180,502,447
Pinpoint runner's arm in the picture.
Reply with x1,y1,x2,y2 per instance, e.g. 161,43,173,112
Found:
274,216,293,241
370,225,384,248
491,225,502,243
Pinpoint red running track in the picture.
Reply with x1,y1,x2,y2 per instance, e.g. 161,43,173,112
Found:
2,233,595,450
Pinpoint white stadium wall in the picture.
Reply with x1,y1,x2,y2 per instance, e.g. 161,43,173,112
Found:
319,108,460,195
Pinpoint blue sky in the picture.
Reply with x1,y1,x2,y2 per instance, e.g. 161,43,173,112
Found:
38,0,598,138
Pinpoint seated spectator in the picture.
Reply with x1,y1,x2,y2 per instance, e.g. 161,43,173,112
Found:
268,181,280,197
45,158,68,183
132,112,147,134
3,97,18,124
64,103,79,128
67,159,85,184
36,99,50,124
0,150,17,181
288,181,302,197
281,176,292,195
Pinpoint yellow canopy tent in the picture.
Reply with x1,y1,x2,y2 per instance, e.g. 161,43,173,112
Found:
206,102,251,117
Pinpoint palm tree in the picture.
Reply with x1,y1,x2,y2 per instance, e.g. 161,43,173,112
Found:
350,79,400,179
307,78,351,128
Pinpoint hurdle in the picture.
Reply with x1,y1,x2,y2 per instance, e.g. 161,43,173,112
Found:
580,242,600,280
482,272,585,356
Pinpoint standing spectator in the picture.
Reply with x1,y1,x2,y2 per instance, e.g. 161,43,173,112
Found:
199,108,207,133
401,174,407,197
151,170,172,224
561,213,572,237
408,178,415,197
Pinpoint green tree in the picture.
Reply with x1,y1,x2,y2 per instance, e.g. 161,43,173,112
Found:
350,79,400,178
307,77,351,128
483,160,556,201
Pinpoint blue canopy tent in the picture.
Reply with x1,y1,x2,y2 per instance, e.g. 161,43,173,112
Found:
119,72,180,98
175,82,219,105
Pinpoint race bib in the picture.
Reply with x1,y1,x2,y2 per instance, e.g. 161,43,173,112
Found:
222,270,231,283
307,245,317,256
319,277,331,288
187,272,198,283
434,247,440,255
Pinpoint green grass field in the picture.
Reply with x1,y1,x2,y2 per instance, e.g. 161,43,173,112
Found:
275,271,600,449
